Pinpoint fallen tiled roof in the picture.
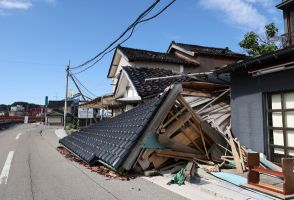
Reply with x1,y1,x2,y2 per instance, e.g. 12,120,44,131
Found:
118,46,198,66
59,96,165,169
170,41,247,59
123,66,191,98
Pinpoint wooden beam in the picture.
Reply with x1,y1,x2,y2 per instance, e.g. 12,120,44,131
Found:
161,107,186,129
181,127,204,154
227,127,243,173
181,90,212,98
182,82,229,91
165,111,192,138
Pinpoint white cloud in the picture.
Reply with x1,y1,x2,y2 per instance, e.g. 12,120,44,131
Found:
198,0,270,32
0,0,56,16
0,0,32,10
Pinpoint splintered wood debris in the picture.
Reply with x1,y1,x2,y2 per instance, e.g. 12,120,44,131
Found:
131,82,249,175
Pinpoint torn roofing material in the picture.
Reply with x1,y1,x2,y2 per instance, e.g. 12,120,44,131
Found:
59,94,166,169
123,66,191,98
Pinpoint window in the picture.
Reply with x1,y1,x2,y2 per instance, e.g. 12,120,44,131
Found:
267,91,294,163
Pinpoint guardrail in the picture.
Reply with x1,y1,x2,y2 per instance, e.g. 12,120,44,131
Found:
0,116,44,124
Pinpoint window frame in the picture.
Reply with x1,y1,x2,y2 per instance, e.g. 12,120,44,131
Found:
266,90,294,163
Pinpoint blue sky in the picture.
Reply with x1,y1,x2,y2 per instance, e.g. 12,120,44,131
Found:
0,0,283,104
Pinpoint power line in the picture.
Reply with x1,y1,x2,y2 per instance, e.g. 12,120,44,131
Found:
70,72,98,98
70,0,160,71
72,0,177,75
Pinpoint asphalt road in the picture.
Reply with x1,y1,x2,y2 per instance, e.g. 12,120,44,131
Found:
0,124,188,200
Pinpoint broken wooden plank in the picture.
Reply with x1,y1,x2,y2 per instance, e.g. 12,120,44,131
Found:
226,127,243,173
149,153,169,169
237,140,246,171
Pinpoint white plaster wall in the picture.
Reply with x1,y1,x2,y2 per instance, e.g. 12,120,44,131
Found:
112,57,132,92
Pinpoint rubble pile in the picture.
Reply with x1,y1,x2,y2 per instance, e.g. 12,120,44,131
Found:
59,82,248,173
57,147,130,181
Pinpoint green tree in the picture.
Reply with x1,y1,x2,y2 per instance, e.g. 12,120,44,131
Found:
239,23,280,56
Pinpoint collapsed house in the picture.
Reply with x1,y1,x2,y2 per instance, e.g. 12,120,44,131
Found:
60,81,239,172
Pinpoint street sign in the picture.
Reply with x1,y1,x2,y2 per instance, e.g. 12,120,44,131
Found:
45,96,48,107
78,107,94,119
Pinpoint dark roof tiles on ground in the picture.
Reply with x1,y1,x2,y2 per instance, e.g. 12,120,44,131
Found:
59,95,165,169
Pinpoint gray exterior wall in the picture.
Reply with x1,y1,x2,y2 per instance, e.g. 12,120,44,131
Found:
231,69,294,154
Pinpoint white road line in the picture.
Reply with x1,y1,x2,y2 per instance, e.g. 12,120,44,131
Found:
16,133,22,140
0,151,14,184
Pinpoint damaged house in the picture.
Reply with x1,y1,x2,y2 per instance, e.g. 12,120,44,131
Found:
60,82,232,171
214,46,294,164
214,1,294,164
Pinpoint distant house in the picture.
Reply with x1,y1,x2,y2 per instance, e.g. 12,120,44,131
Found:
0,111,8,116
9,105,25,117
46,100,75,126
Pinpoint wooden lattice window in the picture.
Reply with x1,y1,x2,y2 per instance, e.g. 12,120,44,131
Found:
267,91,294,163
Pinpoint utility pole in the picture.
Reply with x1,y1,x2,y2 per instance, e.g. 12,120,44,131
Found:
64,62,70,129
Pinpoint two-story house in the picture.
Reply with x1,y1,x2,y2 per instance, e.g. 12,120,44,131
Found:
110,42,246,115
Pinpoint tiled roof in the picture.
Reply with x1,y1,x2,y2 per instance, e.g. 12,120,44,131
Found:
123,66,191,98
170,42,247,59
276,0,294,9
59,96,164,169
48,100,74,108
214,45,294,74
118,46,198,66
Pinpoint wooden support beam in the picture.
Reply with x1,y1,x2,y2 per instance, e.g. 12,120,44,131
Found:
181,127,204,154
181,90,212,98
165,111,192,138
161,107,186,129
181,81,229,91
